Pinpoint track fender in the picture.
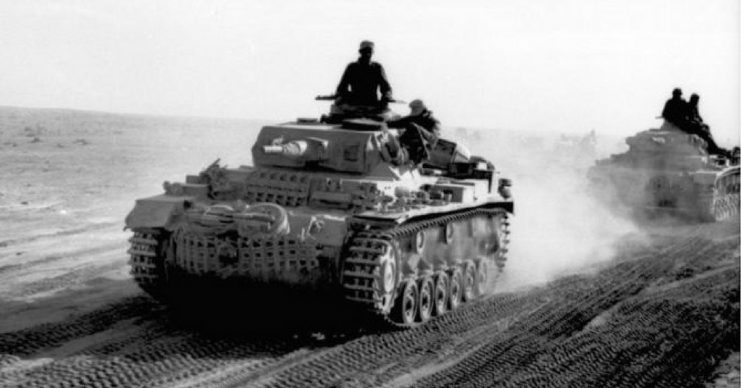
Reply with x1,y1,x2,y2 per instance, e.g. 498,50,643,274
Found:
124,194,192,231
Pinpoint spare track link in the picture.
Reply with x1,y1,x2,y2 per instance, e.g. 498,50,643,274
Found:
128,230,167,299
341,207,509,327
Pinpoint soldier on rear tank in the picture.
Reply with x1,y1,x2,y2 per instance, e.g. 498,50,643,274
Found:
686,93,729,157
661,88,729,157
661,88,688,128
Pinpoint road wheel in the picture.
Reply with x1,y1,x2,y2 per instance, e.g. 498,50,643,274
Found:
432,271,449,316
448,268,463,310
392,279,418,326
462,261,476,302
417,276,434,323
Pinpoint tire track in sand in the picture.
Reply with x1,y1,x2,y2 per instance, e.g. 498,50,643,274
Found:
1,228,737,388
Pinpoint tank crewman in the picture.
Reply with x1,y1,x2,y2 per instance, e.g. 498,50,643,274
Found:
335,40,393,108
661,88,689,128
686,93,729,157
386,99,441,164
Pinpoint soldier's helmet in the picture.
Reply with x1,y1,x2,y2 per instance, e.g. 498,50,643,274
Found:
409,99,426,109
672,88,682,97
409,99,426,115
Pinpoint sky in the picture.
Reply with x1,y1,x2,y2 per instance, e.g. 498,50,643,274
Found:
0,0,739,144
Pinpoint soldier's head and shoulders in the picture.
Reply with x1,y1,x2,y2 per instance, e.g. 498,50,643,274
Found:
666,88,687,105
344,41,386,72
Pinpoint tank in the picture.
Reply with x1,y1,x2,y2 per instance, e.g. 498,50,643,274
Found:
588,121,739,222
125,117,514,327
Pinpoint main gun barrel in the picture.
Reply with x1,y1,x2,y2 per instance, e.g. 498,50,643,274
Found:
262,145,284,154
262,140,309,157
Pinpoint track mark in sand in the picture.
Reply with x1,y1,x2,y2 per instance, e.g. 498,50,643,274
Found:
3,260,128,299
4,321,318,388
0,256,61,276
0,296,159,356
379,339,487,388
0,221,119,248
1,228,737,388
145,236,707,388
210,287,550,388
0,241,126,278
410,236,739,388
154,345,322,388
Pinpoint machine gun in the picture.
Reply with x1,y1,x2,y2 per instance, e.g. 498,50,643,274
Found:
315,94,407,104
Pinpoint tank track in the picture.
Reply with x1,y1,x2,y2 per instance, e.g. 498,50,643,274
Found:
341,207,510,328
712,193,740,221
494,215,510,270
712,172,740,222
128,230,169,301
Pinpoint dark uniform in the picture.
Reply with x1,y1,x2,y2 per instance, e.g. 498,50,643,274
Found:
686,94,727,156
336,61,392,107
661,89,728,157
387,109,440,164
687,98,708,131
662,91,688,128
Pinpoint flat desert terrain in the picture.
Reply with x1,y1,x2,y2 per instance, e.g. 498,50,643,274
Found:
0,106,738,387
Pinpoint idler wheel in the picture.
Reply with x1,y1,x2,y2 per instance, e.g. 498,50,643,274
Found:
417,276,434,323
392,279,418,326
432,271,449,316
448,268,463,310
462,261,477,302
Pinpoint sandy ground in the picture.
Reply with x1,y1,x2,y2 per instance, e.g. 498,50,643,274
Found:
0,106,738,387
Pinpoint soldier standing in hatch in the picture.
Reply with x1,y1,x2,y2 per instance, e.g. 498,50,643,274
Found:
335,40,393,109
386,99,441,165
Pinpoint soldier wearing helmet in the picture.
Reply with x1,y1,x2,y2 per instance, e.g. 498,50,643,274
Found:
335,40,393,109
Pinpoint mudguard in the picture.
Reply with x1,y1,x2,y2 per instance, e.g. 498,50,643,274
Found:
124,194,191,231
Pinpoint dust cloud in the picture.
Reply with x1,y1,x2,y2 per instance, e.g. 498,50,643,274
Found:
451,128,641,291
137,120,642,291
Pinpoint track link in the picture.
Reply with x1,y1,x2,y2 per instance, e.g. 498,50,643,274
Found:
128,230,168,299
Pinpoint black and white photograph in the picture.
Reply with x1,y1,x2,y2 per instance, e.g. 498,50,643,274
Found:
0,1,739,387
